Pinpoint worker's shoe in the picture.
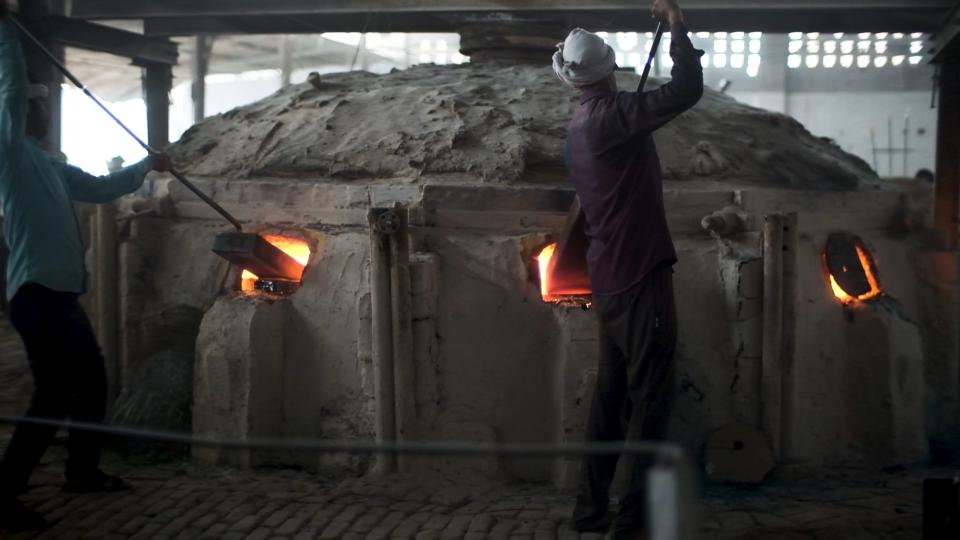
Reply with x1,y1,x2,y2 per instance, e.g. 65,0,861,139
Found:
62,470,130,493
570,499,612,532
610,512,647,540
609,528,647,540
0,497,47,532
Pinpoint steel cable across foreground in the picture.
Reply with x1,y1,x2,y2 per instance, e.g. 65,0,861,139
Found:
0,415,699,540
0,414,686,463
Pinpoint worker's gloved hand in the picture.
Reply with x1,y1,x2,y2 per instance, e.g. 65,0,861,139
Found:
149,151,173,173
652,0,683,25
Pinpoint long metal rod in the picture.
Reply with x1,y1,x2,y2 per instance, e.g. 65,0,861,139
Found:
639,19,665,90
0,414,686,462
10,16,243,231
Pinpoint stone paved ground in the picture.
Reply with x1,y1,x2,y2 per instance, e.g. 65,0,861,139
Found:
0,437,945,540
0,313,948,540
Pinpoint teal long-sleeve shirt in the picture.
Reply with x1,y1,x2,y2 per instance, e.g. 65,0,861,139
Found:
0,20,153,301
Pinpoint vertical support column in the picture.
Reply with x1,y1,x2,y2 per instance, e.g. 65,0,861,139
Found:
770,34,791,115
192,34,211,124
369,209,397,475
389,206,415,470
761,214,785,460
779,213,798,461
358,34,369,72
143,61,172,149
96,203,119,399
279,35,293,87
934,61,960,250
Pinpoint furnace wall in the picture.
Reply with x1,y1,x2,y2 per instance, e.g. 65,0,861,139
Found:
112,178,948,482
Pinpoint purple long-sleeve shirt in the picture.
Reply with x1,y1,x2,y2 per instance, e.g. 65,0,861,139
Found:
565,24,703,295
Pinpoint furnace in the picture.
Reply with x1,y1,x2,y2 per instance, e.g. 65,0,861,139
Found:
823,232,884,305
213,231,313,296
114,60,945,482
535,243,591,304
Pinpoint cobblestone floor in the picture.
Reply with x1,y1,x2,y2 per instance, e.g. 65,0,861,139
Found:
0,314,948,540
0,444,943,540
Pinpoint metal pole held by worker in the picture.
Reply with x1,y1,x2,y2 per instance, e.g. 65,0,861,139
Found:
9,16,243,231
639,20,666,91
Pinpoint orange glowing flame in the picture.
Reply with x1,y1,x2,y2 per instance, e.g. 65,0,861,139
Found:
535,243,592,302
536,243,557,301
828,245,882,304
241,234,312,293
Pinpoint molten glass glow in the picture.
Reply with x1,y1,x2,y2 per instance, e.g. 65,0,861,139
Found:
535,243,592,302
828,245,882,304
536,243,557,301
241,234,312,293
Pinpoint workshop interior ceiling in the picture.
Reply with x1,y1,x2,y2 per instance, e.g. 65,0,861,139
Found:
67,21,395,102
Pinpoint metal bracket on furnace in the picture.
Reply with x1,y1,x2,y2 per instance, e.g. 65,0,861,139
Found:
375,209,400,236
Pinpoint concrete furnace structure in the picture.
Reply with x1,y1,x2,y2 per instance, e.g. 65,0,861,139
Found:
105,61,956,487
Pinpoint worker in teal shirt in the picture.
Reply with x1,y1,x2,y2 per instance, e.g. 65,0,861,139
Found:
0,6,170,531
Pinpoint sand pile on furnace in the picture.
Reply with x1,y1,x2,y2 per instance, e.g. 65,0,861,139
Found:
171,62,876,190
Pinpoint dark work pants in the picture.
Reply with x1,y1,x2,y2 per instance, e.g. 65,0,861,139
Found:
0,284,107,498
573,265,677,536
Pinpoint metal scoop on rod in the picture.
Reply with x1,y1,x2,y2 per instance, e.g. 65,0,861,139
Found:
11,17,304,281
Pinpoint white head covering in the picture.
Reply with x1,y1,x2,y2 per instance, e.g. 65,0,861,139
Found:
552,28,617,89
27,84,48,100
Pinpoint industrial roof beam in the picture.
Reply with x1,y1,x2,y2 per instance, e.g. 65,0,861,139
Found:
42,16,178,65
68,0,956,35
929,2,960,63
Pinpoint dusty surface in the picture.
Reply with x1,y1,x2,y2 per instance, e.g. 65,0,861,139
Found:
0,313,939,540
171,62,875,190
0,437,938,540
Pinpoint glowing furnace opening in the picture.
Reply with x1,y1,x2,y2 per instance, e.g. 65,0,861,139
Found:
239,234,312,296
823,233,883,305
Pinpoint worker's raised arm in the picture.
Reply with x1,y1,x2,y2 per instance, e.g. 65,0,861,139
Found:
616,0,704,135
0,10,28,175
61,152,170,203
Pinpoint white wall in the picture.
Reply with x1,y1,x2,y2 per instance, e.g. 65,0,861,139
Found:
728,89,937,178
787,91,936,178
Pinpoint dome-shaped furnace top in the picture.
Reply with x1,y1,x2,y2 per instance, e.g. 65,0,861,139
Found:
171,62,875,190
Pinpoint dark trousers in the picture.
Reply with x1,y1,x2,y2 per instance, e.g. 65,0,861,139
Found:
573,266,677,536
0,284,106,498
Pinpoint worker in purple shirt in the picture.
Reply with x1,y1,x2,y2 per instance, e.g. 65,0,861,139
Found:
553,0,703,537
